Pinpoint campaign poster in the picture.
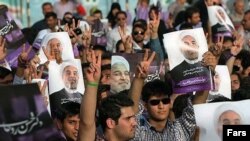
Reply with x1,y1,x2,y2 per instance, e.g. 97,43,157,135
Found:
0,83,64,141
48,59,84,116
208,6,235,42
194,100,250,141
38,32,74,64
0,7,25,51
207,65,231,102
163,28,212,94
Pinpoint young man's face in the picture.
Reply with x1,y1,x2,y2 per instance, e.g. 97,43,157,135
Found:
61,114,80,141
101,69,111,85
42,4,53,15
145,95,171,121
113,106,137,140
132,27,145,43
189,12,200,26
231,74,240,91
242,13,250,31
181,35,199,60
110,63,131,93
46,16,57,29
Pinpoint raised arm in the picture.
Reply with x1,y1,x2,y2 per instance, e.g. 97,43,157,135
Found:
79,51,101,141
129,50,155,113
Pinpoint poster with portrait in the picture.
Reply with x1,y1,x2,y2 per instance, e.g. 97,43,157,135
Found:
38,32,74,64
194,100,250,141
208,6,235,42
163,28,212,94
207,65,231,102
0,7,25,51
48,59,84,115
111,53,139,94
0,84,64,141
111,52,161,94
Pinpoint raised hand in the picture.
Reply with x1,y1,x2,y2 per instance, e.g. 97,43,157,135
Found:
85,50,101,83
118,26,133,53
209,35,224,57
82,26,92,48
136,50,156,79
0,36,6,61
231,34,243,56
149,11,160,39
201,51,218,71
18,44,32,67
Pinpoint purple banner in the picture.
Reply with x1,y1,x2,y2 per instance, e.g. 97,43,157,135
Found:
5,42,36,68
0,7,25,50
0,84,65,141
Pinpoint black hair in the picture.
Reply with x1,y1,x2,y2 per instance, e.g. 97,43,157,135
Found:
185,6,200,21
55,102,80,121
99,93,134,131
179,22,193,30
142,79,172,102
115,39,123,53
42,2,52,9
93,44,107,52
132,23,147,34
116,11,127,19
45,12,57,20
236,49,250,70
172,94,190,118
107,2,121,28
101,52,112,60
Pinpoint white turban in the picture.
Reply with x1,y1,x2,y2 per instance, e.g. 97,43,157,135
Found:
111,55,130,71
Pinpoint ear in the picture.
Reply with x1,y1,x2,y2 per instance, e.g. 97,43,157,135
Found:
54,118,63,130
106,118,116,129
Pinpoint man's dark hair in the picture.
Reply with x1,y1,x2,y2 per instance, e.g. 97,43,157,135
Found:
179,22,193,30
116,11,127,19
236,49,250,70
149,5,160,18
244,9,250,15
55,102,80,121
185,6,200,21
99,93,134,131
132,23,147,34
93,9,102,15
42,2,52,9
45,12,57,20
93,45,107,52
142,79,172,102
133,19,147,27
116,39,123,53
101,52,112,60
172,94,191,118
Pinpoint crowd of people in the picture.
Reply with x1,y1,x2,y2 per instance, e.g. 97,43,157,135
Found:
1,0,250,141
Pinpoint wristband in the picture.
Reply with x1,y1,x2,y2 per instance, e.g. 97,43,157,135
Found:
87,82,99,87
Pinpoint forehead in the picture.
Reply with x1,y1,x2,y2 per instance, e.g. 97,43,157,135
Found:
50,38,60,43
117,13,126,18
182,35,196,42
64,66,78,72
120,106,134,117
219,110,241,119
148,95,168,100
112,63,128,71
133,27,144,31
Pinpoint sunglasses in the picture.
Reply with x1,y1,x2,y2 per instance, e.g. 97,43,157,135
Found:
149,98,170,106
133,31,145,36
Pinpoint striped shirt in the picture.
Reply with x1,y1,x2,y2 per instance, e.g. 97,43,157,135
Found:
131,98,196,141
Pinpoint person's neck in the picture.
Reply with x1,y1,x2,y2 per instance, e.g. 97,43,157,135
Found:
104,131,125,141
148,118,167,132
